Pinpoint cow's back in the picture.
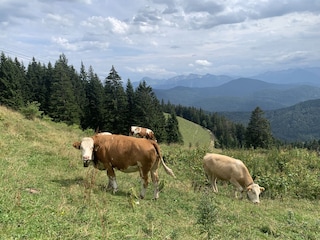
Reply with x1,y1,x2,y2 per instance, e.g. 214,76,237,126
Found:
203,153,249,182
94,134,157,170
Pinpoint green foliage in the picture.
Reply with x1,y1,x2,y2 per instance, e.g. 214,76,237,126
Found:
165,111,183,144
245,107,274,148
196,193,218,239
82,66,105,130
20,101,43,120
0,53,24,109
103,65,128,134
48,54,81,125
132,81,167,141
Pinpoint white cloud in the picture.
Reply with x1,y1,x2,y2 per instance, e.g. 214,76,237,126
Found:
52,37,78,51
195,60,212,67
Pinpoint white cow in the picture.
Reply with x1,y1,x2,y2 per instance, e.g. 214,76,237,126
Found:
203,153,265,203
97,132,112,136
129,126,156,141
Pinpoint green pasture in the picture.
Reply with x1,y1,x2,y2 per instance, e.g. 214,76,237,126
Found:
0,106,319,239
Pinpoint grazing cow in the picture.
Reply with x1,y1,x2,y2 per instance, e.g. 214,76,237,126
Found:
73,134,175,199
129,126,156,141
97,132,112,135
203,153,265,203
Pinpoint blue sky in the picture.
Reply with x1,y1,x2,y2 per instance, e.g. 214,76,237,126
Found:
0,0,319,82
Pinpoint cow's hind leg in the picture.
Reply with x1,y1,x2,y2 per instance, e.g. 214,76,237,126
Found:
150,169,160,200
139,169,149,199
207,173,218,192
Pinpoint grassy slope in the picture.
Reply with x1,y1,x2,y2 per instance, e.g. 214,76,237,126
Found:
0,106,319,239
176,116,213,149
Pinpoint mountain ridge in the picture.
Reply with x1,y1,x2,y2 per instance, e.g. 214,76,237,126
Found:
220,99,320,142
154,78,320,112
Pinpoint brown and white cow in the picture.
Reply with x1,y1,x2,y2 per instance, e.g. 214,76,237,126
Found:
129,126,156,141
203,153,265,203
96,132,112,136
73,134,175,199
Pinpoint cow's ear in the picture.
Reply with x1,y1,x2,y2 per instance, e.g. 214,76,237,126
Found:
247,186,252,192
94,145,100,152
260,187,265,192
73,142,81,149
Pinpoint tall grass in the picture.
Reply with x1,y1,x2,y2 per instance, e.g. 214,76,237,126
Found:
0,106,319,239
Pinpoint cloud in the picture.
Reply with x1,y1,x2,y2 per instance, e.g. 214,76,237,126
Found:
0,0,319,82
195,60,212,67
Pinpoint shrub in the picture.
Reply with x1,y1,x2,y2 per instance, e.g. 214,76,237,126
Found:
20,101,43,120
196,192,218,239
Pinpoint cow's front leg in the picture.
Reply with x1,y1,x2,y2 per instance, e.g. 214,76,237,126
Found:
106,168,118,193
108,176,118,194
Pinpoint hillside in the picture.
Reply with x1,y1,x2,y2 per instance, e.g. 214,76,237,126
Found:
154,78,320,112
176,115,213,148
0,106,319,239
221,99,320,142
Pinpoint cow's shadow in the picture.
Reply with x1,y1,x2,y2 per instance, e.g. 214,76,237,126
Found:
51,177,84,187
52,178,130,197
98,184,130,197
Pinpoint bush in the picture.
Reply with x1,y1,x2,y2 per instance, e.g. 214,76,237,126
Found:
196,192,218,239
20,101,43,120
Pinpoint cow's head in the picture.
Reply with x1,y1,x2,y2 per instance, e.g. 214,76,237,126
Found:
246,183,265,204
73,137,95,167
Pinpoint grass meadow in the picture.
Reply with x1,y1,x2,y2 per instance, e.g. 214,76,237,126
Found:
0,106,319,239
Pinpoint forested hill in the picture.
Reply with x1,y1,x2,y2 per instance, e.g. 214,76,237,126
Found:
153,78,320,112
221,99,320,142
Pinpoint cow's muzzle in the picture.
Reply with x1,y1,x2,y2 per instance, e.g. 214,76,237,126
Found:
83,160,90,167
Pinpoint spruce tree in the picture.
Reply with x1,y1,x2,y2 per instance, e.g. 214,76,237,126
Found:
103,66,128,134
133,81,166,141
126,79,135,131
245,107,274,149
48,54,81,125
166,111,183,144
25,58,47,109
0,53,24,110
83,66,105,130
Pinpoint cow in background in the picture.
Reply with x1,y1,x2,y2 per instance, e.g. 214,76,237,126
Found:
203,153,265,203
97,132,112,136
73,134,175,199
129,126,156,141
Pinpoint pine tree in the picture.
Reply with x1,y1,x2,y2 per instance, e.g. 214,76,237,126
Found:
83,66,105,130
25,58,47,109
133,81,166,142
103,66,128,134
42,62,54,115
126,79,135,131
166,111,183,144
0,53,24,109
48,54,81,125
245,107,274,149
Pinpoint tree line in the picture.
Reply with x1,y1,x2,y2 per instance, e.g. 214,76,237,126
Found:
5,51,311,149
0,52,183,144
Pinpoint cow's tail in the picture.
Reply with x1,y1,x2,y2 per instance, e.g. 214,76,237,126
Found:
152,141,176,178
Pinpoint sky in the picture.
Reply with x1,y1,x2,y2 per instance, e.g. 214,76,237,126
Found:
1,0,320,82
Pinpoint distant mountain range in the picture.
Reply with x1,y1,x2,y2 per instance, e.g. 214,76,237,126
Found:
136,67,320,90
134,67,320,112
153,78,320,112
135,67,320,142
